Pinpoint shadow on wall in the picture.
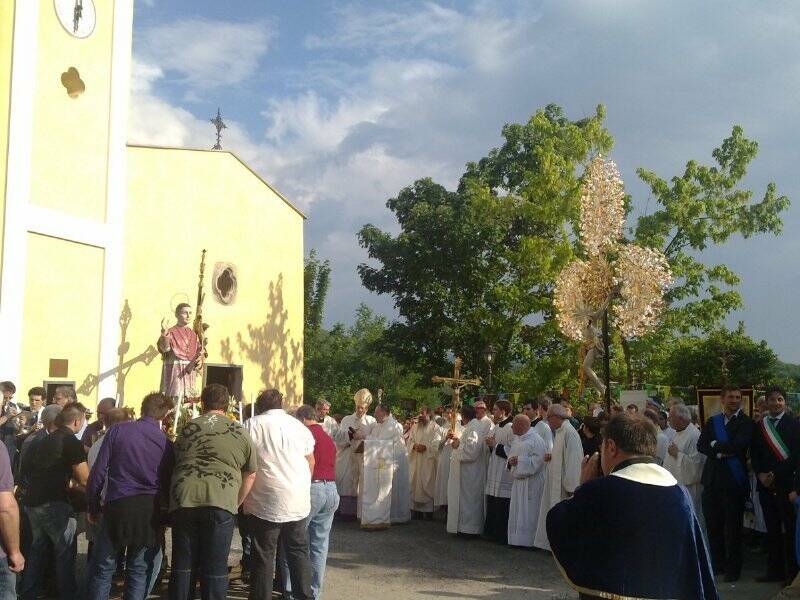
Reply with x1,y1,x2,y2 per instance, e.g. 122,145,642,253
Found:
77,299,159,404
219,274,302,405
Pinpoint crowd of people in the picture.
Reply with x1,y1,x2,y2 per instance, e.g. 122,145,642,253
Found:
0,378,795,599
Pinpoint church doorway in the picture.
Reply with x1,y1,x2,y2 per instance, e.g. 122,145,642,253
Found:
43,380,75,404
204,364,243,400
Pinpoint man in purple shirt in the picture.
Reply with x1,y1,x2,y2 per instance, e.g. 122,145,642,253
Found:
85,392,174,600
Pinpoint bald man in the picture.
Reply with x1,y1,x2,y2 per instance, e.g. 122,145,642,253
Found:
507,415,547,547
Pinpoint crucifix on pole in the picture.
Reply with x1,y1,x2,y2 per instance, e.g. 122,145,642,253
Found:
432,357,481,432
210,108,227,150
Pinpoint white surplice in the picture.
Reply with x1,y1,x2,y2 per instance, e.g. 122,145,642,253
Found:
434,421,462,507
447,417,493,534
360,438,396,528
533,419,583,550
533,418,554,452
485,418,515,499
321,415,339,440
662,423,705,520
335,413,375,498
361,416,410,524
507,428,547,547
408,421,443,513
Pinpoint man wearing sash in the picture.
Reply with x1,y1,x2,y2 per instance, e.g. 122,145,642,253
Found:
698,385,754,582
751,385,800,583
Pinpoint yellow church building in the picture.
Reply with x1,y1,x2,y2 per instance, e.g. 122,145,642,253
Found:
0,0,305,409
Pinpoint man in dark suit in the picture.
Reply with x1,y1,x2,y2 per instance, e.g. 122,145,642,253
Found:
751,385,800,582
698,385,754,582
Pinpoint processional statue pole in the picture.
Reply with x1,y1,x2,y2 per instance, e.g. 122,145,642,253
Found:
602,311,611,413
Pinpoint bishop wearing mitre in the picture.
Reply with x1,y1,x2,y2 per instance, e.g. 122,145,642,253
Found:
335,389,376,520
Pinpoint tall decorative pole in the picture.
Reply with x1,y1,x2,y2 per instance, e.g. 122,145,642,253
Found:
210,108,227,150
554,156,672,406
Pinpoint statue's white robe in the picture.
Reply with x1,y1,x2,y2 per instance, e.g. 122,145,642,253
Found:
408,422,443,513
507,429,547,547
434,420,462,507
446,418,493,534
534,420,583,550
662,423,705,522
360,416,410,525
335,413,375,498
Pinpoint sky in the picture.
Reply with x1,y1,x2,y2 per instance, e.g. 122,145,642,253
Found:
129,1,800,361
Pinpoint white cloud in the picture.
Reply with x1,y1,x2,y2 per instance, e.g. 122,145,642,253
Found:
130,1,800,359
136,18,273,88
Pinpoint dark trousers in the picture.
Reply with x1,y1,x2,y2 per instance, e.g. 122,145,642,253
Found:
702,485,746,578
759,488,798,578
246,514,312,600
169,507,235,600
484,495,510,544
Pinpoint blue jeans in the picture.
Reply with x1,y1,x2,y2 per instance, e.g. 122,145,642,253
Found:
19,501,77,600
0,557,16,600
308,481,339,599
85,517,162,600
169,507,235,600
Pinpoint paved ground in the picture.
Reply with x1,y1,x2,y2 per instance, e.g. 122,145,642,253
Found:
73,516,784,599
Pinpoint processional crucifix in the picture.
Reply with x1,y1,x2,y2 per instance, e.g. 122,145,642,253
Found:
432,357,481,432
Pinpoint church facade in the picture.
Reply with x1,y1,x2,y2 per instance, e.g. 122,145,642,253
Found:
0,0,305,408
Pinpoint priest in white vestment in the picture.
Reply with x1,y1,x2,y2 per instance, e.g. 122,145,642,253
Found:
484,399,515,543
335,389,376,519
534,403,583,550
408,411,443,515
435,411,461,508
663,404,706,524
507,415,547,547
447,405,492,535
523,397,554,452
316,399,339,439
358,404,411,527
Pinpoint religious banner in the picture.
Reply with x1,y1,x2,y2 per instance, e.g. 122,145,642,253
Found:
360,438,396,529
696,388,754,424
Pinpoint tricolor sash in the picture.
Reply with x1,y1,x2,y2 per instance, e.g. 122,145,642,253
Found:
760,417,790,461
711,413,748,489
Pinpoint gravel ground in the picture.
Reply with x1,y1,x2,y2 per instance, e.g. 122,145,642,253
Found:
66,516,783,599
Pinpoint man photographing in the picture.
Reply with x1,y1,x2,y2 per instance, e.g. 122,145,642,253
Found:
547,414,718,599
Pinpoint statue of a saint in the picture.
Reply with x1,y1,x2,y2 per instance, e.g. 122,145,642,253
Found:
581,317,606,396
157,303,201,399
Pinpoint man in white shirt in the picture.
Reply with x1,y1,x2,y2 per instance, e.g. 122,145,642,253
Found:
244,389,315,600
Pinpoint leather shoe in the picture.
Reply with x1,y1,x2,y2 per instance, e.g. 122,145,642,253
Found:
755,573,783,583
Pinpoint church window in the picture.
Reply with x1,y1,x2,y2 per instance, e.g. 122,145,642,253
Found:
212,263,237,305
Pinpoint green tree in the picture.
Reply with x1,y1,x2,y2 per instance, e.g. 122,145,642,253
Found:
625,127,789,384
359,106,789,395
304,304,439,415
659,324,778,389
304,249,331,334
358,104,612,385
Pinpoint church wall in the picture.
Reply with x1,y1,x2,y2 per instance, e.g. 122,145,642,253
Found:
120,146,305,409
28,0,115,222
20,233,104,406
0,0,14,278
